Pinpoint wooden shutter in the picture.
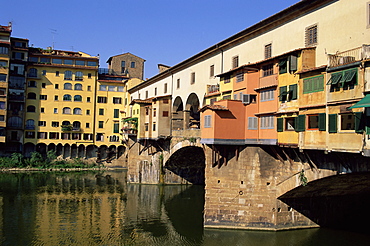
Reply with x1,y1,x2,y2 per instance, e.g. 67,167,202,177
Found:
295,115,306,132
289,55,298,72
328,114,337,133
277,118,284,132
318,113,326,131
355,112,364,133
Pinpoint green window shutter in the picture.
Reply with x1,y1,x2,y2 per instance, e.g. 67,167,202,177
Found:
355,112,364,133
295,115,306,132
318,113,326,131
279,86,287,101
114,109,119,118
277,118,284,132
290,84,297,100
328,114,337,133
289,55,298,72
318,75,324,91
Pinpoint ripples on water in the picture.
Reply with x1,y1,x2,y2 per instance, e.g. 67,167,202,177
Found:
0,171,369,246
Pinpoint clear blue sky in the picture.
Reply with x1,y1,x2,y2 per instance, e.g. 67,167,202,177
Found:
2,0,299,79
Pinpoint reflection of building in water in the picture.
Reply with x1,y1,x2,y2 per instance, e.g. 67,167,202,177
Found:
0,172,202,245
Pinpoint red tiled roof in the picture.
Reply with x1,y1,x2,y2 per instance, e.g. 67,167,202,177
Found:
199,104,229,112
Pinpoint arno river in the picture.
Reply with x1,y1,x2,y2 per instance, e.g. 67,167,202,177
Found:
0,170,369,246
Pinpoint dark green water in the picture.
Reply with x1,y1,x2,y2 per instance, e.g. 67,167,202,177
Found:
0,171,369,246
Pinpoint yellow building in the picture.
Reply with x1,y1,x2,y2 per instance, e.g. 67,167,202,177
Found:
24,48,99,158
0,23,11,148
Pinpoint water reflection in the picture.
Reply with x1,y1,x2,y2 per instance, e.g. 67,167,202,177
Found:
0,171,369,246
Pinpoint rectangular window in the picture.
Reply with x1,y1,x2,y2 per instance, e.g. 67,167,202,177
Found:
248,117,258,130
265,43,272,59
262,64,273,77
164,83,168,93
191,72,195,85
38,121,46,127
303,75,324,94
328,68,357,92
260,89,274,102
87,61,97,66
307,115,319,130
153,108,157,117
305,24,318,47
285,117,296,131
163,111,169,117
55,84,59,89
236,72,244,83
279,58,287,74
49,132,59,139
232,56,239,68
37,132,47,139
177,79,180,89
52,121,59,127
145,123,149,131
87,97,91,102
153,122,156,131
341,113,355,130
204,115,211,128
131,62,135,68
0,74,7,81
113,123,120,133
86,109,90,115
98,121,104,128
99,85,107,91
87,86,91,91
163,99,169,104
288,84,298,101
75,60,85,66
99,108,104,115
54,108,58,114
114,109,119,118
52,59,62,64
97,97,107,103
223,75,230,84
260,116,274,129
42,83,46,88
210,65,215,77
64,60,73,65
96,133,104,141
25,131,35,138
40,95,47,100
113,97,122,104
108,85,116,91
279,86,287,102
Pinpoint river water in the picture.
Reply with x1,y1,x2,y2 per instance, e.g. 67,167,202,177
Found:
0,170,369,246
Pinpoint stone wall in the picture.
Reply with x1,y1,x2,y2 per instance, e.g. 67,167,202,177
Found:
203,145,317,230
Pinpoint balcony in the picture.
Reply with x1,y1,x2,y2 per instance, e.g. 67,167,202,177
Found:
25,125,35,130
8,94,24,101
61,125,73,131
327,45,370,68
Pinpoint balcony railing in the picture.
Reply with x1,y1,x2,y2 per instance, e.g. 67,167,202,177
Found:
8,95,24,101
327,45,370,68
98,68,120,75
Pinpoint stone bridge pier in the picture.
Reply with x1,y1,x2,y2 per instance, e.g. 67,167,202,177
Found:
203,145,370,231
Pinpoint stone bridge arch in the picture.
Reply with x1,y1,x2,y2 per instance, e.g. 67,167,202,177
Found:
276,150,370,232
164,144,205,185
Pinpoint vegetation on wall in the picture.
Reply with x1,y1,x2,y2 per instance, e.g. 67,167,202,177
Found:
0,150,99,169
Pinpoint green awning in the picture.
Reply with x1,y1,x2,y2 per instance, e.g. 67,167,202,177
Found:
349,94,370,109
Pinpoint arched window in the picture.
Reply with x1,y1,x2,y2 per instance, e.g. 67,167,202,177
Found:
74,95,82,102
64,70,72,80
73,121,81,129
28,68,38,77
62,120,71,125
27,92,36,99
64,83,72,90
73,108,82,115
27,105,36,112
62,107,71,114
26,119,35,129
74,83,82,90
63,94,72,101
75,71,83,81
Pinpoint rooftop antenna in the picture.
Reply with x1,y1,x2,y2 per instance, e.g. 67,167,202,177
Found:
49,28,57,49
